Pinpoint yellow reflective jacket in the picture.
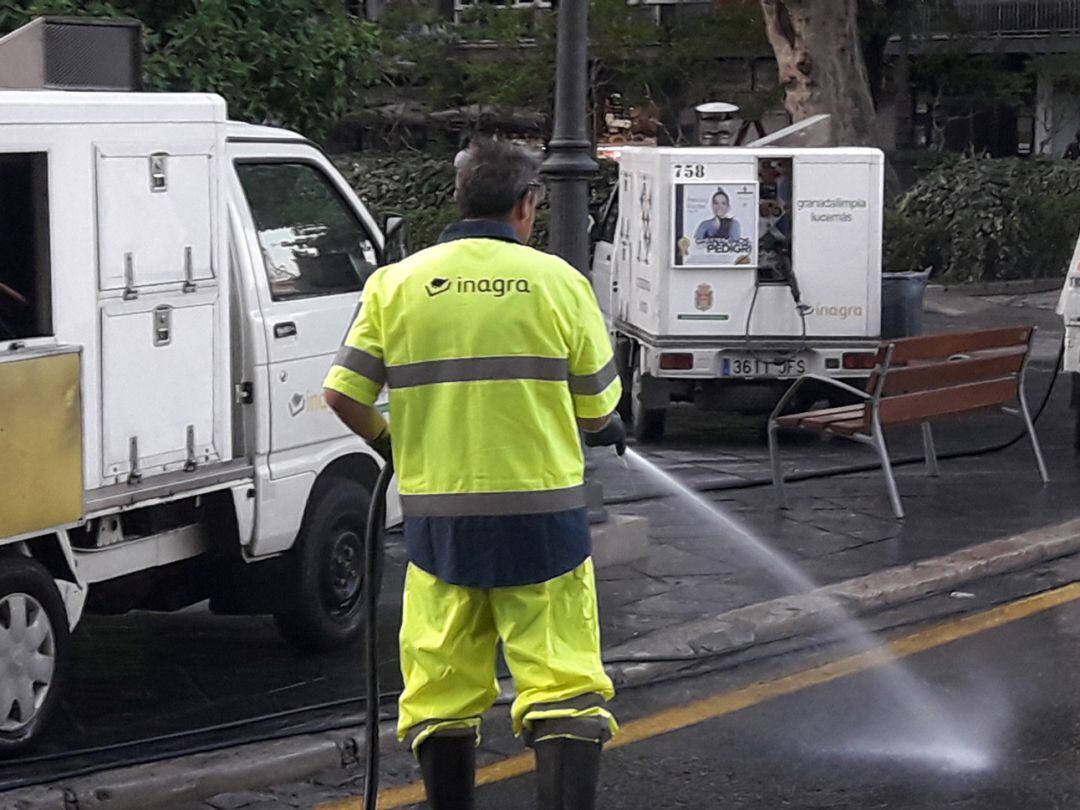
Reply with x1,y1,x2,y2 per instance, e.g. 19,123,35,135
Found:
324,220,620,527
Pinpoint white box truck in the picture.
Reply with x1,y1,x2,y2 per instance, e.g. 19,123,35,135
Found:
591,145,885,440
0,18,402,752
1057,230,1080,443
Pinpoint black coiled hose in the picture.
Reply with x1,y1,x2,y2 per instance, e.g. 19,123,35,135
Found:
363,458,394,810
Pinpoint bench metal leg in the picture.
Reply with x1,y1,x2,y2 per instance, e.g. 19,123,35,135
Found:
767,419,789,509
921,423,939,477
869,427,904,519
1019,392,1050,484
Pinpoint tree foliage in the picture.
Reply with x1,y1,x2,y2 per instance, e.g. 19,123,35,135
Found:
0,0,380,138
376,0,775,145
2,0,776,145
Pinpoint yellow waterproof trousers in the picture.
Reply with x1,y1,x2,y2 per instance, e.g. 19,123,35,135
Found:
397,557,616,752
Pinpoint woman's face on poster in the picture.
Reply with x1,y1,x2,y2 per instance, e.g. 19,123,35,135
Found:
712,193,730,218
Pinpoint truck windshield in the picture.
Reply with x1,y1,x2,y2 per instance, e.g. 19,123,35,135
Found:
0,153,51,340
235,162,378,302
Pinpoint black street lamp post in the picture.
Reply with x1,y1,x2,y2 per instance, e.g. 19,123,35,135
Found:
542,0,598,276
543,1,610,523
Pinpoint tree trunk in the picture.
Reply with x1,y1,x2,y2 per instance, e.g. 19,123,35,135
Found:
759,0,878,146
893,8,914,151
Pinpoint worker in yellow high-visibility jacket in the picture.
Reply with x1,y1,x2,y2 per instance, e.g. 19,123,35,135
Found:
323,138,625,810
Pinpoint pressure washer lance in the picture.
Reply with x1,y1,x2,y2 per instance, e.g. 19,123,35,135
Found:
363,458,394,810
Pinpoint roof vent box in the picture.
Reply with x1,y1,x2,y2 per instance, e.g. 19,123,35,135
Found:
0,16,143,92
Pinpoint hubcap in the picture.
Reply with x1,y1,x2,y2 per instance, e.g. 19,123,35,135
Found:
0,592,55,732
324,528,364,619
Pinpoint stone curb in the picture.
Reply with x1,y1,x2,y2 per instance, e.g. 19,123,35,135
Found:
6,518,1080,809
605,517,1080,681
1,725,400,810
2,736,342,810
928,279,1063,297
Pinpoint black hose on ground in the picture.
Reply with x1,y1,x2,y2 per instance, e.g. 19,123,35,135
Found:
363,459,394,810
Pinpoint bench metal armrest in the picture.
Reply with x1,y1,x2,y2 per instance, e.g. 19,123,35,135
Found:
769,374,871,422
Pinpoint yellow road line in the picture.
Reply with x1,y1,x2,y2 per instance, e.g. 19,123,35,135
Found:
320,581,1080,810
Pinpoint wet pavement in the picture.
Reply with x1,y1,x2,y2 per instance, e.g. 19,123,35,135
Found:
458,577,1080,810
189,556,1080,810
4,287,1079,805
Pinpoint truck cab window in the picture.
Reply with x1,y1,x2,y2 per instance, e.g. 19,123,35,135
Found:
235,162,377,302
0,153,51,340
595,188,619,244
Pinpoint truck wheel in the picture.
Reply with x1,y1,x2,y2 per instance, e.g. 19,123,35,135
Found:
631,364,667,442
0,557,70,756
274,477,381,655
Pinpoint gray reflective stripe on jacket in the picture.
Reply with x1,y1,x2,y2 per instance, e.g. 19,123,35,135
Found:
376,354,616,393
385,355,569,389
399,485,587,517
568,358,617,395
333,345,386,385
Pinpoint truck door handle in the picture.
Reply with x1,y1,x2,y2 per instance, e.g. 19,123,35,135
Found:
274,322,297,339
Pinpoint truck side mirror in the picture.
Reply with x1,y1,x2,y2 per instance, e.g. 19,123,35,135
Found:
382,215,409,265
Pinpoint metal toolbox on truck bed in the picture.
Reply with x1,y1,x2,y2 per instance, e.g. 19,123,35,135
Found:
92,135,230,485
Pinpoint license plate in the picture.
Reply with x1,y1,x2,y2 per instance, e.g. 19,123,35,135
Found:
720,354,809,378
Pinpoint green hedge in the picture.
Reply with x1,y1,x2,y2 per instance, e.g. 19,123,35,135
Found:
886,157,1080,282
334,153,458,251
334,152,618,252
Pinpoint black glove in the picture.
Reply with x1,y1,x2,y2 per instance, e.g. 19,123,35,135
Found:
369,427,392,464
583,412,627,456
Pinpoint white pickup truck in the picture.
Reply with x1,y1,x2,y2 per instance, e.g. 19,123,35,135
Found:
0,17,401,752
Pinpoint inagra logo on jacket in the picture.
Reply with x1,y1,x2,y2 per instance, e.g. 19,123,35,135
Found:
426,276,533,298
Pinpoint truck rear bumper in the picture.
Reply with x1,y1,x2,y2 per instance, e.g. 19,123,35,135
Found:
614,321,878,380
635,339,879,380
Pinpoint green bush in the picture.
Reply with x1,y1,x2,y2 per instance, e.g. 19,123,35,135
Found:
886,157,1080,281
334,153,458,250
334,152,619,253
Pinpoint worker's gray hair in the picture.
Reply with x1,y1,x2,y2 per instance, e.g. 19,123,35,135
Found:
455,138,542,219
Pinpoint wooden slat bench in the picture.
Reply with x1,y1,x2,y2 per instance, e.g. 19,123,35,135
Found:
767,326,1049,519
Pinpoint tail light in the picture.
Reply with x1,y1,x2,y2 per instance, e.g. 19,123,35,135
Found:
842,352,877,370
659,353,693,370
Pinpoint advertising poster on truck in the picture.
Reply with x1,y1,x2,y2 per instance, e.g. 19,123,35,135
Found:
673,180,758,268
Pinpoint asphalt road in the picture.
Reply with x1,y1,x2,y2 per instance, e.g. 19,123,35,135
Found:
443,587,1080,810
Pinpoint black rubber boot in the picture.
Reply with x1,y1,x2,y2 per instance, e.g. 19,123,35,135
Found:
418,735,476,810
534,738,602,810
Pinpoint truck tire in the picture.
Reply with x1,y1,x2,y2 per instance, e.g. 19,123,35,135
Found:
274,477,381,655
630,364,667,442
0,556,70,756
